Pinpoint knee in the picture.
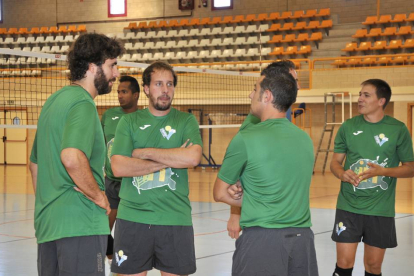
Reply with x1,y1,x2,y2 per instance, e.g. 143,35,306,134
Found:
337,257,355,269
364,259,382,274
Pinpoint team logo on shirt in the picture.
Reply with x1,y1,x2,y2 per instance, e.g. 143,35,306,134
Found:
335,222,346,236
349,157,388,191
132,168,177,194
112,116,119,120
160,125,176,140
353,130,363,135
374,133,388,146
107,138,114,163
115,250,128,266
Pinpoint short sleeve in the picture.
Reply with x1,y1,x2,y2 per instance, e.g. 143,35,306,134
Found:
183,115,203,147
111,116,134,157
396,124,414,163
61,101,97,159
334,123,347,153
218,133,248,185
30,131,38,163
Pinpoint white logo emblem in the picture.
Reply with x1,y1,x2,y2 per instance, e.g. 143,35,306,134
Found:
374,133,388,147
112,116,119,120
353,131,363,135
335,222,347,236
160,125,176,140
115,250,128,266
139,124,151,130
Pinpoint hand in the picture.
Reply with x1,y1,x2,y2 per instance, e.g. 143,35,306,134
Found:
358,162,384,181
227,213,242,239
181,139,193,148
340,169,361,187
74,187,111,215
227,181,243,200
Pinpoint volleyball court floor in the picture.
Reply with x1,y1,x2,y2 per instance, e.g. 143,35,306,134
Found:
0,165,413,275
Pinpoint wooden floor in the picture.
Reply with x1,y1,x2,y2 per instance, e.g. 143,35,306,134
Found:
0,165,413,275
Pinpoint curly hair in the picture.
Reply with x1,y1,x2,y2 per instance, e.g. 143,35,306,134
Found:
67,33,124,82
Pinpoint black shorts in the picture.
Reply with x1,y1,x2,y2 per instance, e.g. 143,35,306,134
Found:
38,235,107,276
331,209,397,249
111,218,196,275
232,227,319,276
104,177,121,209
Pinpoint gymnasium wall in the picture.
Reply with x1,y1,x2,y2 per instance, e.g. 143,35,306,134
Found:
2,0,414,32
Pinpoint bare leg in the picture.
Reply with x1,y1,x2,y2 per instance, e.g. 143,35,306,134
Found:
336,242,359,269
161,271,187,276
364,243,386,275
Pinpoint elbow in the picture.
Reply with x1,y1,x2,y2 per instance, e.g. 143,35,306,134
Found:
111,155,124,177
60,149,79,170
188,147,202,167
213,189,224,203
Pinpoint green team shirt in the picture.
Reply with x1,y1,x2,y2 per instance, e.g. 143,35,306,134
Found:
30,86,109,244
111,108,202,226
334,115,414,217
101,107,132,181
218,118,314,229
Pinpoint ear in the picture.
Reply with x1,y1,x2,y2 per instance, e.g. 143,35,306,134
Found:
263,89,273,104
88,63,98,74
143,85,150,97
378,97,386,107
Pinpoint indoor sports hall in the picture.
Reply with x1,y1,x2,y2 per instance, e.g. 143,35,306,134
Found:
0,0,413,275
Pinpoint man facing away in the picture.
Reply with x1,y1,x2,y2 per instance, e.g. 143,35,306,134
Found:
213,65,318,276
29,33,124,276
227,60,301,240
110,61,202,276
330,79,414,276
101,75,140,262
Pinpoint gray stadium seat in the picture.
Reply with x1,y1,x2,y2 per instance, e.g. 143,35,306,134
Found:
130,53,142,62
166,30,178,38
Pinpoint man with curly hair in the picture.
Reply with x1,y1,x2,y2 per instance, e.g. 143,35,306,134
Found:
29,33,124,276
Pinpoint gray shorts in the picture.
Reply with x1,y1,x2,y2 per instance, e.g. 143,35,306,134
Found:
331,209,397,249
38,235,107,276
232,227,318,276
111,218,196,275
104,177,121,209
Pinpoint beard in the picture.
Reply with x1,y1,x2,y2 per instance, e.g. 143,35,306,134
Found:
95,66,115,95
149,93,172,111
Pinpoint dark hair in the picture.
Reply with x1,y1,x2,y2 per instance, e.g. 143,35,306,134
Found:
266,60,296,72
67,33,124,82
142,61,178,87
361,79,392,109
120,76,140,94
260,66,297,112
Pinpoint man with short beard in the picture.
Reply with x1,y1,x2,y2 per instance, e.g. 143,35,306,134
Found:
110,61,202,276
29,33,124,276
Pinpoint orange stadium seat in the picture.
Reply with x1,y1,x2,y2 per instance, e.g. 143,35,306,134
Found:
377,56,392,65
267,24,281,32
125,22,137,30
177,19,189,27
316,8,330,17
378,15,392,24
352,29,367,38
291,11,305,19
305,21,320,30
346,58,361,66
294,33,309,42
39,27,50,34
297,45,311,55
67,25,77,33
58,26,68,33
356,41,372,51
366,28,382,37
303,9,317,18
309,32,323,42
28,27,40,34
363,16,378,25
408,55,414,63
281,34,296,43
407,13,414,22
209,17,222,25
77,25,86,32
269,46,284,56
137,22,148,29
268,35,283,43
390,14,406,23
280,11,292,20
371,40,387,50
242,14,256,22
283,46,298,55
392,56,407,64
401,39,414,48
280,22,294,31
147,21,158,28
157,20,167,28
199,17,211,25
382,27,397,36
0,28,7,34
231,15,244,23
220,16,233,24
48,26,58,34
319,20,333,29
332,59,346,67
292,21,307,30
188,18,200,26
267,12,280,20
396,25,412,36
17,28,29,35
254,13,268,21
361,57,376,65
7,28,18,35
167,19,179,28
386,39,402,50
342,42,358,52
